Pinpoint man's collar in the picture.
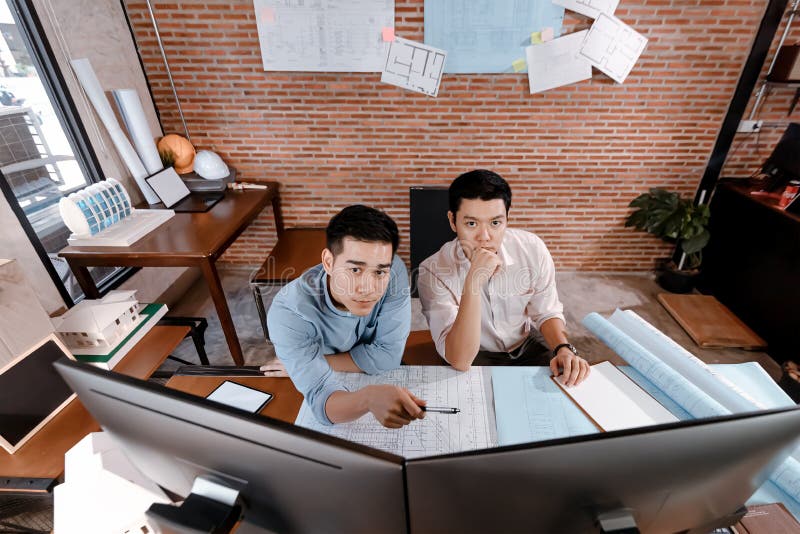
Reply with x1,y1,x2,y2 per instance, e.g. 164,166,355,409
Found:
498,241,515,267
321,271,352,317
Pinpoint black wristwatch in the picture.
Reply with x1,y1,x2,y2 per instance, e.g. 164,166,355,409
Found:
552,343,578,358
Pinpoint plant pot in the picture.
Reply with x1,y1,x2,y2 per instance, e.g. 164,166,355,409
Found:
656,262,699,294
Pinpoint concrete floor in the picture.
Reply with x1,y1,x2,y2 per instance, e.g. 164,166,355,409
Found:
163,267,783,381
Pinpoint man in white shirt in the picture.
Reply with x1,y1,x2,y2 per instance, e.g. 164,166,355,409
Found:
418,169,590,386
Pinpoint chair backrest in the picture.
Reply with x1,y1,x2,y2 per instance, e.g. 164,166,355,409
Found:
409,187,456,297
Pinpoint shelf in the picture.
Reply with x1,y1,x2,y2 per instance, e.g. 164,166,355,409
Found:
765,80,800,88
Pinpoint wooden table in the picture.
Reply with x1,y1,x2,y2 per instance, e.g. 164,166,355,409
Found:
0,325,188,482
166,331,444,423
60,186,280,366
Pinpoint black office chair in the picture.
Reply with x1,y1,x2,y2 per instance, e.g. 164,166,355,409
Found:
409,187,456,297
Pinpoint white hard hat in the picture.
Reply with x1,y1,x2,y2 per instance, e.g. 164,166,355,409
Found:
193,150,229,180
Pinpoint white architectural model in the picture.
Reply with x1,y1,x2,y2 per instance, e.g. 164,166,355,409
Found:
55,290,142,350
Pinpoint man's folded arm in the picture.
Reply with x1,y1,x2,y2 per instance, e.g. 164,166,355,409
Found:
267,304,345,425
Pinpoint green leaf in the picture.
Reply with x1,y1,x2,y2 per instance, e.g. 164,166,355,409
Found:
682,230,710,254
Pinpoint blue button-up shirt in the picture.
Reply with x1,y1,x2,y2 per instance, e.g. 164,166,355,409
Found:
267,256,411,424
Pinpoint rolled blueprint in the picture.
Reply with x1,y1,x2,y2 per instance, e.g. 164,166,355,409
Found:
608,310,765,413
583,311,800,510
70,58,160,205
112,89,162,175
583,312,727,418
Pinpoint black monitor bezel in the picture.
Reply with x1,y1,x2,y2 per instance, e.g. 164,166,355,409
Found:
57,357,800,466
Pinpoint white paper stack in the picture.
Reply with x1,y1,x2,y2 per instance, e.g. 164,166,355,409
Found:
55,432,170,534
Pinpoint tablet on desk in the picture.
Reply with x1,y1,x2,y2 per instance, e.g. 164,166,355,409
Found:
145,168,224,213
206,380,273,414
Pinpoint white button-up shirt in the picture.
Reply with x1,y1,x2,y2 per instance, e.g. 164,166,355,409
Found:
418,228,565,358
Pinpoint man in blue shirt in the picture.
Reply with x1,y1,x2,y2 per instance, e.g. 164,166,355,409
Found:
267,205,426,427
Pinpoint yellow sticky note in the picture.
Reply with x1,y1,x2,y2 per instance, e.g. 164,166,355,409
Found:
382,27,395,42
542,27,554,42
512,58,526,72
531,31,543,44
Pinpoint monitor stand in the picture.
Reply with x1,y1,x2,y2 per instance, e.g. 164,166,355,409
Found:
146,475,243,534
595,505,747,534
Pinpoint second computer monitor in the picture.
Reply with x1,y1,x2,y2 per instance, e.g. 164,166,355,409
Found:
406,408,800,533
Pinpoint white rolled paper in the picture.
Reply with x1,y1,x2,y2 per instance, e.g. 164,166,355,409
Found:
70,58,160,205
113,89,162,175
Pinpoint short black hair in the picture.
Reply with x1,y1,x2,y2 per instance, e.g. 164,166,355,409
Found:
448,169,512,214
326,205,399,256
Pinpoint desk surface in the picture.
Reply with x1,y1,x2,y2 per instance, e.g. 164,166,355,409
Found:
59,186,276,264
0,325,188,480
57,186,278,366
166,331,444,423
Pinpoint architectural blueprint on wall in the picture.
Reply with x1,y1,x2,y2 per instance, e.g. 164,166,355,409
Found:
381,37,447,97
294,366,495,458
424,0,565,73
253,0,394,72
553,0,619,20
525,30,592,94
579,13,647,83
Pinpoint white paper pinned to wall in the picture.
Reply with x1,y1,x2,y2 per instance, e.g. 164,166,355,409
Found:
579,13,647,84
253,0,394,72
525,30,592,94
553,0,620,20
381,37,447,97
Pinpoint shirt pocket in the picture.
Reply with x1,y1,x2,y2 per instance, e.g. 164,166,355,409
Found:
496,290,534,326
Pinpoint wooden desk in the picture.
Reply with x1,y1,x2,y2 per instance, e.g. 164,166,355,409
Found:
60,186,280,366
166,331,444,423
0,325,188,481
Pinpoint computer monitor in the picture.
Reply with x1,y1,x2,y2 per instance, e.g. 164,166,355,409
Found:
54,359,406,533
406,409,800,533
762,123,800,188
55,358,800,534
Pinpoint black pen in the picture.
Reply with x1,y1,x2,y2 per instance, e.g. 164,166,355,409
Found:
422,406,460,414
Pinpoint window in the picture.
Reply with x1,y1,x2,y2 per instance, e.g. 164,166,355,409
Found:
0,0,125,305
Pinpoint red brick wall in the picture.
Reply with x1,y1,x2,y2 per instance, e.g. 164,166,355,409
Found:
124,1,769,271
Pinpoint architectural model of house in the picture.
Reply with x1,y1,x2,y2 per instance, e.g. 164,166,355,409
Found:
54,290,142,350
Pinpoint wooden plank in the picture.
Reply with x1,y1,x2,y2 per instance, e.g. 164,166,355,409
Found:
657,293,767,349
0,325,188,479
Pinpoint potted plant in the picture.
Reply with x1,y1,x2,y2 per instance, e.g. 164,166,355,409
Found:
625,188,710,293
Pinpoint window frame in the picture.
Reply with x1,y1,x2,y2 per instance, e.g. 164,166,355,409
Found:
0,0,135,306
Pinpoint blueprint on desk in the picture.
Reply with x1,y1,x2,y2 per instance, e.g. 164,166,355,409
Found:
492,360,800,519
582,310,800,520
492,362,786,446
424,0,565,73
295,366,495,458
